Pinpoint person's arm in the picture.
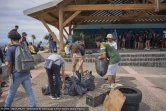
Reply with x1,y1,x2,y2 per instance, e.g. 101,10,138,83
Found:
61,67,66,90
6,48,14,76
8,62,13,76
98,43,107,59
60,57,66,90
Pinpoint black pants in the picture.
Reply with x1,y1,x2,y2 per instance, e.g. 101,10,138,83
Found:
46,64,61,97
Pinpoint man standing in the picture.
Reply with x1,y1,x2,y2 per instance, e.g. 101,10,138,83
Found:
48,34,55,53
20,32,29,49
95,36,121,85
106,34,117,50
37,41,42,49
9,25,19,33
112,29,117,42
4,31,36,108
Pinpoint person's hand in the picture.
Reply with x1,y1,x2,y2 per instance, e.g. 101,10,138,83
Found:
98,56,101,59
61,83,66,90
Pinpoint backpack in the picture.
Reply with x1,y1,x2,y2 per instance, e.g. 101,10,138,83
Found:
14,45,35,72
33,45,39,53
147,32,152,40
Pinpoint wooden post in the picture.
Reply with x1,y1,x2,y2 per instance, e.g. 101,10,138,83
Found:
38,16,60,45
64,28,69,35
59,3,64,53
63,11,81,27
69,22,72,34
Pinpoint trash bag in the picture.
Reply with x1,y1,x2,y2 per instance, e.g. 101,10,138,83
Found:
62,76,87,96
41,85,50,95
81,71,95,91
95,59,109,77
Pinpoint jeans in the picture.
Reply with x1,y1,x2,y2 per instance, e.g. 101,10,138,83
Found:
49,41,55,53
4,75,36,107
126,38,131,48
45,64,61,97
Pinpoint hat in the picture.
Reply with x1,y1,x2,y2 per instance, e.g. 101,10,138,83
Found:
22,32,27,36
106,34,113,39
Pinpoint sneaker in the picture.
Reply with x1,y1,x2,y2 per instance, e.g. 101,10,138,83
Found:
144,48,147,50
49,95,57,100
56,96,61,100
105,77,108,80
147,48,150,51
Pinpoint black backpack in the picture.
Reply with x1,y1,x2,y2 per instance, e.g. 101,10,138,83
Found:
147,32,153,40
33,45,39,53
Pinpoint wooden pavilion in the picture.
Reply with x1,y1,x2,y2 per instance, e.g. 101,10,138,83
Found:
23,0,166,53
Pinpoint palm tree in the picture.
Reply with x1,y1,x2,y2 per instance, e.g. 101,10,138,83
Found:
43,34,49,41
31,34,36,45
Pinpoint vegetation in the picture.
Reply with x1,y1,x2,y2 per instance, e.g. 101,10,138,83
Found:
31,34,36,45
43,34,49,41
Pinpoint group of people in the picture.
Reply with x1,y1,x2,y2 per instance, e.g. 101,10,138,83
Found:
113,29,166,50
2,24,121,108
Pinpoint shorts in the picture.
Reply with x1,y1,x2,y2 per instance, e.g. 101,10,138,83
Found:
146,40,150,42
106,63,118,76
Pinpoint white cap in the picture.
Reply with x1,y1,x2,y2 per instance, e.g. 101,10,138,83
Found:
106,34,113,39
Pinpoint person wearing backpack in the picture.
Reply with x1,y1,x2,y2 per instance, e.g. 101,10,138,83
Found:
4,31,36,108
145,30,152,50
95,36,121,85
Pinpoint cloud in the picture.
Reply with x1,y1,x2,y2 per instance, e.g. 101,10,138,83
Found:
0,0,67,45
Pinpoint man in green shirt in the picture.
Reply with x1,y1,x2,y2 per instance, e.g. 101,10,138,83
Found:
95,36,121,85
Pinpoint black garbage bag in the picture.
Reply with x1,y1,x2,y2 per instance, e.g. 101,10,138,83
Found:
81,71,95,91
62,76,87,96
41,85,50,95
95,59,109,77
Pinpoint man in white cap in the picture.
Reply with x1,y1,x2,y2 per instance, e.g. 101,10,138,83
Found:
106,34,117,50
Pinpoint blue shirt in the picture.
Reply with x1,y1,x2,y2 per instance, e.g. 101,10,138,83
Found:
112,32,117,40
6,44,30,79
37,43,41,49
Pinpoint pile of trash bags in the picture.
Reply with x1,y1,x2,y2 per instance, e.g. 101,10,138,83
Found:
42,71,95,96
62,71,95,96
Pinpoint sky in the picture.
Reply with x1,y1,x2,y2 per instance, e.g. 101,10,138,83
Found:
0,0,65,45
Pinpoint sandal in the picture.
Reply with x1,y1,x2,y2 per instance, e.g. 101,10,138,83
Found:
1,82,9,87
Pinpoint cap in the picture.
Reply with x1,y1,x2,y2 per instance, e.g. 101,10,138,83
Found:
106,34,113,39
22,32,27,36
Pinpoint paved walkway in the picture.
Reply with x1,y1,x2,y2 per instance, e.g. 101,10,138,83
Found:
0,62,166,111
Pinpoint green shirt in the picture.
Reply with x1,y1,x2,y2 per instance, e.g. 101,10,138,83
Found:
100,42,121,64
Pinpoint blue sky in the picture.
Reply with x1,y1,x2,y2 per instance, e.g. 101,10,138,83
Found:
0,0,64,45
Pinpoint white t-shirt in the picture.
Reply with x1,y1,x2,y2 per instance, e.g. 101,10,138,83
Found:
47,54,65,68
73,53,82,57
107,41,117,50
64,47,70,55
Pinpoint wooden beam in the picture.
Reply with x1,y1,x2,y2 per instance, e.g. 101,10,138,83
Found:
63,11,81,27
64,28,69,35
155,0,159,12
63,4,166,11
69,22,72,34
75,15,166,21
63,0,73,6
38,16,60,45
47,12,59,21
71,20,84,31
59,3,64,52
74,0,77,5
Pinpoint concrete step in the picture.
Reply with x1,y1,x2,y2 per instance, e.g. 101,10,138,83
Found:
121,57,166,61
62,53,166,59
119,61,166,67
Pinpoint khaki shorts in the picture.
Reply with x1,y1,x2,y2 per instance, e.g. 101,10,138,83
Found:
106,63,118,76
